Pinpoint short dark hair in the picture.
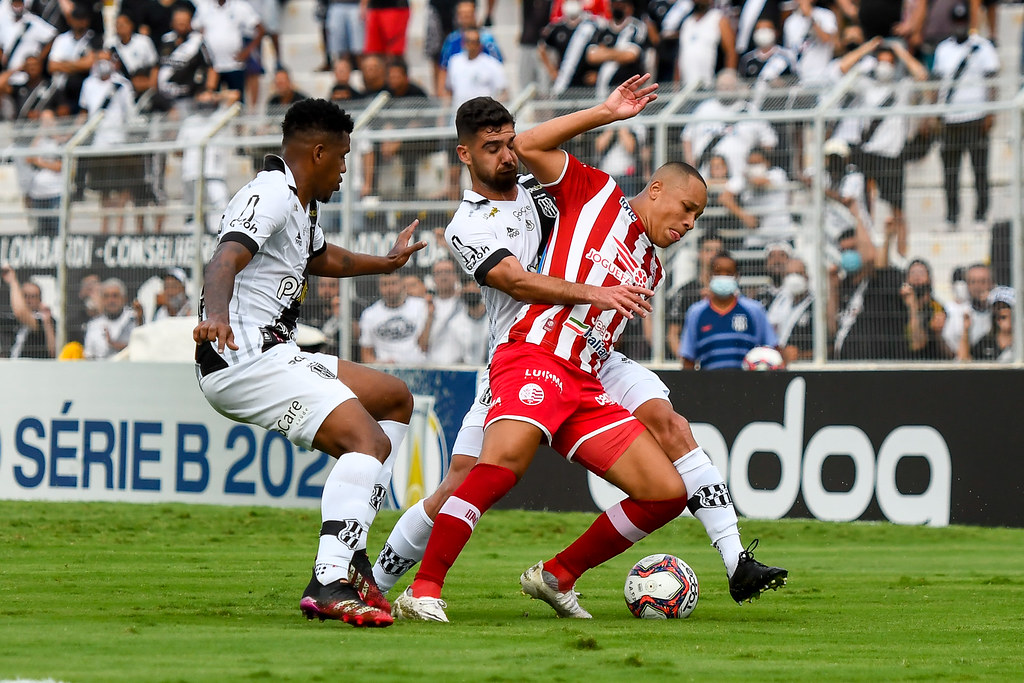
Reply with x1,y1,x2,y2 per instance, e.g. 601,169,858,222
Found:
657,161,707,188
282,99,354,143
712,250,738,272
837,228,856,243
387,55,409,74
456,97,514,143
697,231,722,248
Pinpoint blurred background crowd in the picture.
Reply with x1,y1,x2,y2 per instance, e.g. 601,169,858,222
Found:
0,0,1021,366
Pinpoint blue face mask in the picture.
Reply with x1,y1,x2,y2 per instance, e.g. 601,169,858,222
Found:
840,249,862,274
709,275,739,297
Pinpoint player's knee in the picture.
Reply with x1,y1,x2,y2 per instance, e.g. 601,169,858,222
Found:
648,411,697,456
385,379,415,423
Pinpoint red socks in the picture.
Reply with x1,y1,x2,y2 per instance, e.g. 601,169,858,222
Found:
545,496,687,592
411,463,517,598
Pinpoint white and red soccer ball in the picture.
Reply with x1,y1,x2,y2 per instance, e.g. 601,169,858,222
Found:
742,346,784,371
624,553,699,619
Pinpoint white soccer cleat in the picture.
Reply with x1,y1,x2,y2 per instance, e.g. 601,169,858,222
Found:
392,587,450,623
520,561,592,619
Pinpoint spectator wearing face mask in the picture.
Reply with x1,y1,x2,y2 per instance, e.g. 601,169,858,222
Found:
827,221,906,361
942,262,993,354
766,256,813,363
959,286,1013,363
679,251,778,370
899,258,952,360
449,279,488,365
738,17,797,87
152,268,194,321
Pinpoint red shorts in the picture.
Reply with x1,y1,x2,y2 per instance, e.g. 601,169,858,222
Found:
364,8,410,55
486,341,645,476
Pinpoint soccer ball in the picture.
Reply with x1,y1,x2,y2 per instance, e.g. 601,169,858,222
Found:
623,554,699,619
742,346,784,371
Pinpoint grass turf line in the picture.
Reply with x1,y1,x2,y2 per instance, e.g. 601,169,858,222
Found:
1,501,1022,682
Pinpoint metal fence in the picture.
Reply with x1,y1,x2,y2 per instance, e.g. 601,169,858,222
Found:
0,76,1021,367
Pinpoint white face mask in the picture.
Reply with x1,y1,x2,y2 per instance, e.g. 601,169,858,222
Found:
782,273,808,297
562,0,582,19
753,27,776,49
747,162,768,180
874,61,896,83
709,275,739,297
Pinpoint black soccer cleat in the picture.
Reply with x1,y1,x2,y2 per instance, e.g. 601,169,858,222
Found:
299,571,393,627
348,549,391,613
728,539,788,604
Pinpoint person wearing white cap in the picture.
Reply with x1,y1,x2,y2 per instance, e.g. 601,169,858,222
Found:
152,268,193,321
958,285,1013,362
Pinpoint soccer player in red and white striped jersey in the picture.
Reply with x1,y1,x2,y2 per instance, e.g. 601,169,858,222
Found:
395,76,726,622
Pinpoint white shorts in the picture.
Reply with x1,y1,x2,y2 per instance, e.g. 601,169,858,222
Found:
450,351,671,459
198,343,356,450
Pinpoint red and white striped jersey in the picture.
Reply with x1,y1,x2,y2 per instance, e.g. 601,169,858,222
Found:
506,152,662,375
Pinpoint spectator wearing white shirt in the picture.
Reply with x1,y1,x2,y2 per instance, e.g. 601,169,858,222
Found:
359,272,428,364
782,0,837,89
423,258,465,365
83,278,138,359
932,2,999,231
448,279,488,365
46,5,98,116
676,0,736,89
107,13,159,96
78,52,137,234
0,0,57,92
191,0,263,103
445,28,507,109
22,108,64,235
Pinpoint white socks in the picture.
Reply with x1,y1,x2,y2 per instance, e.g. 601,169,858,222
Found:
371,498,434,593
354,420,409,553
674,447,744,577
315,452,383,585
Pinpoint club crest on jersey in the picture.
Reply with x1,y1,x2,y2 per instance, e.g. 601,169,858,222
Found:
732,314,748,333
535,194,557,219
308,361,337,380
518,383,545,406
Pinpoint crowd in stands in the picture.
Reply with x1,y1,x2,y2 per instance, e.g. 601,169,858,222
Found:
0,0,1017,364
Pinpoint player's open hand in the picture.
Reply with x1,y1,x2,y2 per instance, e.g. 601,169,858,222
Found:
589,283,654,319
604,74,658,122
194,315,238,353
386,219,428,270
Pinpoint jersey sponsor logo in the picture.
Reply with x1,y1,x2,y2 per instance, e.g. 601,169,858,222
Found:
277,275,302,300
595,392,613,406
275,399,310,437
619,195,638,223
506,226,520,239
484,207,499,219
525,218,536,232
732,314,748,333
376,543,417,577
584,242,650,289
228,194,260,233
524,368,564,392
512,206,533,222
308,361,337,380
518,383,545,406
450,235,490,271
563,316,613,362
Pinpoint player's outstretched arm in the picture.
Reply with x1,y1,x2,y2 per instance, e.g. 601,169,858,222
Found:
514,74,659,185
486,256,653,319
193,240,252,352
310,219,427,278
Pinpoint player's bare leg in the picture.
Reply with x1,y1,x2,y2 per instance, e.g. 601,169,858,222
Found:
373,453,476,593
326,360,415,610
522,430,687,618
633,398,787,603
393,420,541,622
300,397,397,627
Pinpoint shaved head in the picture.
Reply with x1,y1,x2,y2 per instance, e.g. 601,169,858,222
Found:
651,161,706,189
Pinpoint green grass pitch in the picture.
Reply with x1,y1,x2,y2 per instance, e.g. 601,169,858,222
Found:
1,501,1022,682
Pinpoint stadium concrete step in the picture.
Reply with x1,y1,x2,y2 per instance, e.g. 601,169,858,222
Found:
280,0,320,40
279,33,326,73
